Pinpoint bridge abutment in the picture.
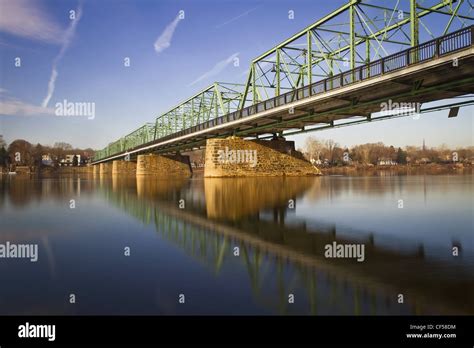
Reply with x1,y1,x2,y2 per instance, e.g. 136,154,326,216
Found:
112,160,136,175
136,154,192,177
204,137,321,177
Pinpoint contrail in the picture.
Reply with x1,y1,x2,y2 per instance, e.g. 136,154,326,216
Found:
41,3,83,108
154,13,181,54
215,6,260,29
188,52,239,87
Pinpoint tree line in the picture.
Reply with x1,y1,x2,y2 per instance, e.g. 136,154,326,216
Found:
1,135,471,168
0,136,95,168
302,136,473,166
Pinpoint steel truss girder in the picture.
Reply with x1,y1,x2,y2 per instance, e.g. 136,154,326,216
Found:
154,82,247,140
239,0,474,107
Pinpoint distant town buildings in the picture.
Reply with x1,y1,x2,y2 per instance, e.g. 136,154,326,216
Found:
377,158,398,166
59,154,81,167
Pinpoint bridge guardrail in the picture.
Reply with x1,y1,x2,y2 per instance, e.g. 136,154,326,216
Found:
94,25,473,162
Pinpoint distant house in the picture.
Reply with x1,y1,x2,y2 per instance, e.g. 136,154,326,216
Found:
59,154,81,167
41,154,53,166
377,158,397,166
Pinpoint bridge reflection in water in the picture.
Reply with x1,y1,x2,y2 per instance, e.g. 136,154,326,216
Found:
1,175,472,315
96,174,472,315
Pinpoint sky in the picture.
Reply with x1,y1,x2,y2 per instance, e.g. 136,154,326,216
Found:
0,0,473,150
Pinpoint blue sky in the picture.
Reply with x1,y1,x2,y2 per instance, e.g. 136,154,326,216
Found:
0,0,472,150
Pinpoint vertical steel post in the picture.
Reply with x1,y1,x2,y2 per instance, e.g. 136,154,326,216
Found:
410,0,419,63
366,37,370,78
350,0,356,82
276,49,281,97
307,31,312,87
366,38,370,64
252,63,257,104
410,0,419,47
329,58,334,89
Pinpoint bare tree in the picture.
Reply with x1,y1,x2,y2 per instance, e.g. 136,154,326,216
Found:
305,136,324,162
325,139,339,164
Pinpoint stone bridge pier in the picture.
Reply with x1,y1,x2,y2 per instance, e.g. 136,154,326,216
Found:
112,160,136,175
99,162,112,175
136,153,192,177
93,164,100,175
204,136,321,178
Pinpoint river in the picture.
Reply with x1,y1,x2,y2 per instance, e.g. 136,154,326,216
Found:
0,173,472,315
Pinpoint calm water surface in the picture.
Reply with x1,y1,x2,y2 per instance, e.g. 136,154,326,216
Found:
0,173,472,315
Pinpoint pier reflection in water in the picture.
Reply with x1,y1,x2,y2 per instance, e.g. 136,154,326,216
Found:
0,174,472,315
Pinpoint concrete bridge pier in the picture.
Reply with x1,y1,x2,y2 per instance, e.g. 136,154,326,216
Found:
136,153,192,177
99,162,112,175
112,160,136,175
93,165,100,175
204,136,321,178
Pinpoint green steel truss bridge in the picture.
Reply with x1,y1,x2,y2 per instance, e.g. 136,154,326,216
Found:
93,0,474,163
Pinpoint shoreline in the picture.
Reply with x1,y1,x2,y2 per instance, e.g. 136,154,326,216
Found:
1,163,472,177
321,163,472,176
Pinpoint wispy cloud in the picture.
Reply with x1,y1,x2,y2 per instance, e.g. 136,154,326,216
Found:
0,0,65,44
41,3,83,108
0,96,54,116
215,6,260,29
188,53,239,87
154,13,182,54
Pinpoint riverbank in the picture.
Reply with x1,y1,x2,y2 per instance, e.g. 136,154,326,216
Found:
321,163,472,176
0,166,93,176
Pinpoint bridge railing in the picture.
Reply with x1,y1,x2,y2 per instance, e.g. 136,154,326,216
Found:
94,25,473,162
